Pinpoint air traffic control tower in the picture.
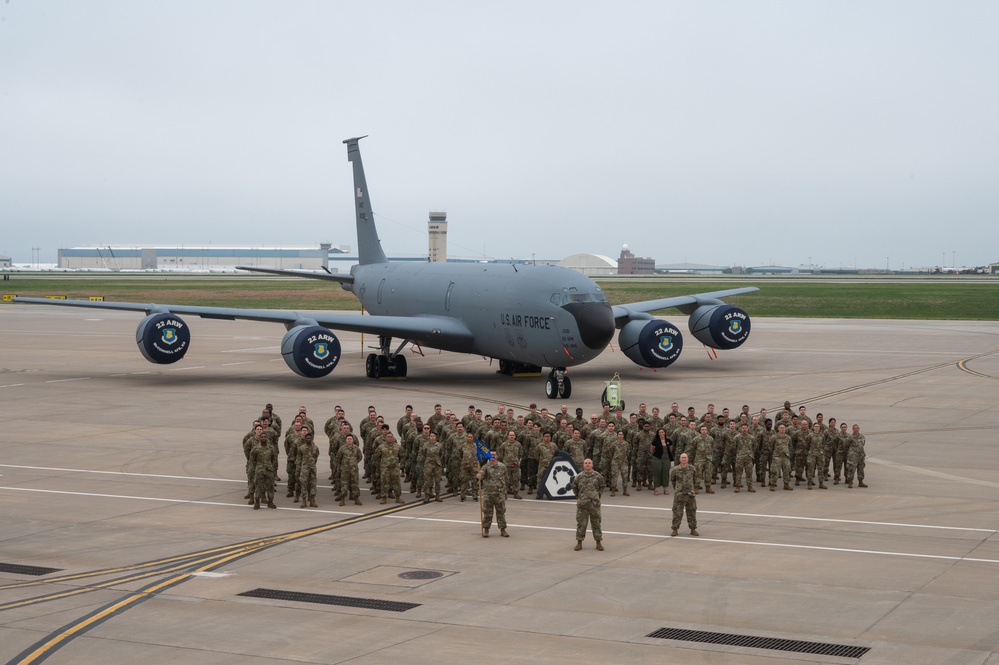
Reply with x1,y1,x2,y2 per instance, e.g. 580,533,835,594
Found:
428,211,447,262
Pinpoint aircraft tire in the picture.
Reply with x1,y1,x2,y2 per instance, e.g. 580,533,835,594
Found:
499,359,510,375
375,355,389,378
393,355,407,377
545,374,558,399
558,375,572,399
365,354,377,378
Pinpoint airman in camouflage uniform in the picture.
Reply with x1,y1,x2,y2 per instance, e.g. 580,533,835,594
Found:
243,419,262,501
298,430,320,507
805,422,828,489
421,433,444,502
565,430,586,468
378,432,404,504
692,426,715,493
248,425,277,510
535,432,558,497
732,424,756,493
336,434,363,506
458,433,480,502
572,458,605,550
846,424,868,488
608,431,631,497
497,430,523,499
478,454,509,537
770,423,793,491
669,453,699,536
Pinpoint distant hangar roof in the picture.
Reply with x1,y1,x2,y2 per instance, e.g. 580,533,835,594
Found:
558,253,617,276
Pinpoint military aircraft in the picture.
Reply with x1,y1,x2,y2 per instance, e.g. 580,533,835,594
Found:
14,136,757,398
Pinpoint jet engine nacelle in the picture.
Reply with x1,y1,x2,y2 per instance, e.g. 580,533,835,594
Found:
688,304,751,349
281,325,341,378
136,313,191,364
618,319,684,368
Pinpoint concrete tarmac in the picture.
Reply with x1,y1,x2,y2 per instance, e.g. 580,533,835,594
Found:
1,306,998,664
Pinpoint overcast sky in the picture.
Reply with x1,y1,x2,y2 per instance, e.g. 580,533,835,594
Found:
1,1,996,269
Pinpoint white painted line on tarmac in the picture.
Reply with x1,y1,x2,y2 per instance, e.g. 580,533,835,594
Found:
0,464,245,484
2,463,993,535
0,384,25,388
167,365,205,371
221,361,256,366
45,377,90,383
2,485,997,566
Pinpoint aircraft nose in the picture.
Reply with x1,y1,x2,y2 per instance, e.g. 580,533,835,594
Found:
564,302,615,350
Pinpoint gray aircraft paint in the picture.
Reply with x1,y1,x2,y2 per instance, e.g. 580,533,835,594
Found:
13,137,757,397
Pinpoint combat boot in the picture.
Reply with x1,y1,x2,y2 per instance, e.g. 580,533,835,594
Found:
294,494,300,503
380,497,387,504
807,481,814,490
595,541,604,551
769,485,775,491
354,498,363,505
267,500,277,509
795,478,801,486
622,488,630,496
253,498,260,510
706,485,715,494
483,529,489,538
300,499,307,508
834,478,840,485
500,528,509,537
734,487,740,493
287,489,294,498
858,481,868,488
784,482,793,491
610,489,616,497
434,496,443,502
310,498,318,507
819,482,827,489
513,492,523,500
395,497,404,504
670,528,678,537
422,497,430,504
847,481,853,488
694,487,699,494
690,529,699,537
748,485,756,493
721,481,728,489
574,540,582,551
243,492,252,500
247,498,255,505
339,498,346,506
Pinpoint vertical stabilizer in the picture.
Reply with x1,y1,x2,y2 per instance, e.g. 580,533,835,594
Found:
343,136,388,265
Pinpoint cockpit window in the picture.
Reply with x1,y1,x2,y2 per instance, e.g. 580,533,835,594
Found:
557,287,608,305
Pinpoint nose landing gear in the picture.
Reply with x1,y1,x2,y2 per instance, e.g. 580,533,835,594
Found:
545,368,571,399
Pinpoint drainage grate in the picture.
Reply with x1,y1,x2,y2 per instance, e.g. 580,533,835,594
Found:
647,627,870,659
238,588,420,612
398,570,444,580
0,563,63,577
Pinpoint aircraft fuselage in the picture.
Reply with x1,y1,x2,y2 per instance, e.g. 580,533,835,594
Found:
350,261,614,368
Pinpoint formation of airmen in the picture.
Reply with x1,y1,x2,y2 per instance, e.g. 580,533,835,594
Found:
240,398,870,514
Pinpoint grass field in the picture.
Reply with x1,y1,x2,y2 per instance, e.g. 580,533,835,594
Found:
4,274,999,320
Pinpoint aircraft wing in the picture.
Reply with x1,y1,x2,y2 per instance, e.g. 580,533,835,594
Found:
612,286,758,324
236,266,354,286
11,298,473,344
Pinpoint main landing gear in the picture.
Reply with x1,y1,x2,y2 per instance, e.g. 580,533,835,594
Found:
364,335,409,379
545,368,571,399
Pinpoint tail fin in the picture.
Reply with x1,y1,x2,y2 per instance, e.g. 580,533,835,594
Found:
343,136,388,265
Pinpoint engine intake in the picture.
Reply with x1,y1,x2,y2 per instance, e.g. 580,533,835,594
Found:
136,313,191,364
688,304,751,349
618,319,683,368
281,325,341,378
